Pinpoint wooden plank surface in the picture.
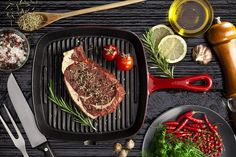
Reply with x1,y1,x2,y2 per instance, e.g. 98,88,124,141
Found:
0,0,235,156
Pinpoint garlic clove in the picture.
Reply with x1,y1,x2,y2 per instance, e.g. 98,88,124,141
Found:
195,55,204,62
114,143,122,153
192,44,212,65
118,149,128,157
126,139,135,150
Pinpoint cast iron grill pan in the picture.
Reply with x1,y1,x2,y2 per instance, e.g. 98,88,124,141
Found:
32,27,148,141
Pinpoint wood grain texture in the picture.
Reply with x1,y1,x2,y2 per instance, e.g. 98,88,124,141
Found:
0,0,235,156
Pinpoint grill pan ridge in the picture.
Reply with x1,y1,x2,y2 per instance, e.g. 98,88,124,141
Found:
32,27,148,141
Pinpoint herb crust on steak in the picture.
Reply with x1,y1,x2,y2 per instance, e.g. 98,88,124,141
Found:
62,46,125,119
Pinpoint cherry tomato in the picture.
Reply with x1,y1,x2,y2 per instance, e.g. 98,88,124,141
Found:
102,45,119,61
116,53,134,71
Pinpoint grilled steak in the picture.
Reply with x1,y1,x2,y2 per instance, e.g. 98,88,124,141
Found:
62,46,125,119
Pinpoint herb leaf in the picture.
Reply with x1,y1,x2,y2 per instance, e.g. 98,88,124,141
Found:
48,81,97,131
142,126,206,157
142,30,174,78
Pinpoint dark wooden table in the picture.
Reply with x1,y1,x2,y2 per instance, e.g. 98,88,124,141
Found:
0,0,236,156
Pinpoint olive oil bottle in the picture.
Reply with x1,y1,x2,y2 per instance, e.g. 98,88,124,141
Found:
168,0,214,37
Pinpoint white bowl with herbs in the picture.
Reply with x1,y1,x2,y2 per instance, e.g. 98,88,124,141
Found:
0,28,30,71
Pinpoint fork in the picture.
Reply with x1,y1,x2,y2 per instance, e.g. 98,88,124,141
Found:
0,104,29,157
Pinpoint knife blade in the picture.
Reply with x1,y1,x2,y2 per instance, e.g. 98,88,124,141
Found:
227,98,236,131
7,73,55,157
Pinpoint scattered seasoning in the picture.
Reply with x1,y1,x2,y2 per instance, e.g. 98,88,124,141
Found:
0,31,28,70
70,62,116,108
17,13,45,31
5,0,38,26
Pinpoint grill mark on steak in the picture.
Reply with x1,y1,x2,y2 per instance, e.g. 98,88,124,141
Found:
62,46,125,119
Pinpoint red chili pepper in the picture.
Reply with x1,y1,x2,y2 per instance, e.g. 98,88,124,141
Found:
175,132,192,138
204,114,221,139
177,110,203,122
213,125,218,130
187,116,204,123
175,119,189,132
174,131,191,135
166,129,174,133
173,131,188,134
174,131,192,138
177,111,194,122
187,123,206,129
183,125,203,132
166,126,176,130
162,121,179,126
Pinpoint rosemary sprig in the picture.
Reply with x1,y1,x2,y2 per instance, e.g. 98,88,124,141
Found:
142,30,174,78
48,81,97,131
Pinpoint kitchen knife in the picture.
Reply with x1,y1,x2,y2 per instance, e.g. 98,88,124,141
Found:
227,98,236,131
7,73,55,157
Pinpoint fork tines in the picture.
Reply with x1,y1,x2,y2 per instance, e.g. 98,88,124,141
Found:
0,104,29,157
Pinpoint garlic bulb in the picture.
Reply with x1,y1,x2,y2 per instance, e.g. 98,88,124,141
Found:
126,139,135,150
114,143,122,153
192,44,212,65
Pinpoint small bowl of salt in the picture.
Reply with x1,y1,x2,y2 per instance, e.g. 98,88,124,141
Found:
0,28,30,71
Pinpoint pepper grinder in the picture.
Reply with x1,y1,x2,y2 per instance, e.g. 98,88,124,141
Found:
207,17,236,129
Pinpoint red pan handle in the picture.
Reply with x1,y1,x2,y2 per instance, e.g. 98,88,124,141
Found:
148,73,213,95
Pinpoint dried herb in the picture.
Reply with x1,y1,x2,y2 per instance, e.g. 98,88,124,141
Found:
142,30,174,78
70,62,115,107
5,0,38,26
17,13,45,31
48,81,97,131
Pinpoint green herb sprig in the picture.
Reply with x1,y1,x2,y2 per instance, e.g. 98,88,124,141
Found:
48,81,96,131
142,30,174,78
142,126,206,157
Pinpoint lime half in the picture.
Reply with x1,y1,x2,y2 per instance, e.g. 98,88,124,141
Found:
158,35,187,63
151,24,174,47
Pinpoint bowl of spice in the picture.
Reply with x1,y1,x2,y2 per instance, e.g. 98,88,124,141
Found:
0,28,30,71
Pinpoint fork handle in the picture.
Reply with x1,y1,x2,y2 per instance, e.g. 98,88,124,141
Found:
22,151,29,157
38,142,55,157
19,146,29,157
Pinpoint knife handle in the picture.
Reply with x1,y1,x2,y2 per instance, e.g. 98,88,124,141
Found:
231,112,236,131
38,142,55,157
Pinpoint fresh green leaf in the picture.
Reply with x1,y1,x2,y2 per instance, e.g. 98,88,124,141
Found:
142,126,206,157
48,80,97,131
142,30,174,78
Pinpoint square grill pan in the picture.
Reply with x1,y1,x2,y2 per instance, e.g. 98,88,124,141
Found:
32,27,148,141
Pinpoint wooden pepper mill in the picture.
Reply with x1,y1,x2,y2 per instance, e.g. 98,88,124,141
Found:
207,17,236,129
207,17,236,97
